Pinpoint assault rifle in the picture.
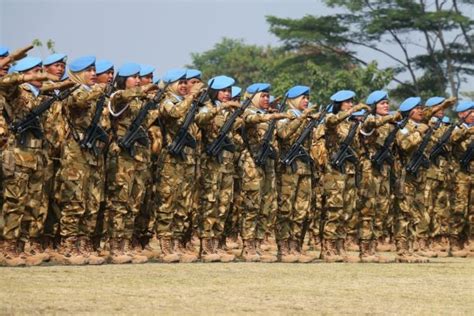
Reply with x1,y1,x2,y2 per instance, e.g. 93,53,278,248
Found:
118,82,169,157
460,140,474,172
168,80,213,159
10,85,79,146
79,82,115,156
280,104,330,173
330,110,369,173
205,90,259,163
371,114,409,172
254,95,288,167
406,119,442,176
429,118,460,165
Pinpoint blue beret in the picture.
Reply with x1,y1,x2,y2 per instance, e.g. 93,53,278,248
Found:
186,69,201,80
441,116,450,124
425,96,445,107
328,104,334,113
247,83,271,94
14,57,42,72
0,46,8,57
208,75,235,90
286,85,310,99
399,97,422,112
331,90,356,102
69,55,95,73
352,109,367,117
366,90,388,105
118,62,141,77
43,53,67,66
231,86,242,99
139,64,155,77
95,59,114,75
455,100,474,113
162,68,187,83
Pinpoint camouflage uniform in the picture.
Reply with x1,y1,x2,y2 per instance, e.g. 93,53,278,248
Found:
423,117,453,248
57,84,109,241
195,100,241,260
239,105,278,259
156,92,198,260
450,123,473,255
107,87,158,242
393,119,428,260
276,108,312,258
1,77,48,251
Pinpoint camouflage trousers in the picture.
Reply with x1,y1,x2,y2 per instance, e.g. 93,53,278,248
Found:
320,169,351,241
1,147,48,240
156,159,195,239
308,176,323,240
43,155,62,239
199,157,234,239
240,151,277,240
450,171,473,238
345,173,358,237
106,153,150,239
424,177,451,237
357,162,393,241
57,160,104,238
276,167,311,241
224,174,242,239
394,173,425,242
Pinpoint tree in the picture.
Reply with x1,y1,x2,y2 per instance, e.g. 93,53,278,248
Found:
189,38,393,104
267,0,474,99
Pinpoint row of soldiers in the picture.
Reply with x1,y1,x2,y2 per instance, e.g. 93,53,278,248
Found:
0,44,472,266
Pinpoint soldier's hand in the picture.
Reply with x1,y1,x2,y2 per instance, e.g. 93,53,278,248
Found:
393,111,403,121
308,112,322,120
189,82,205,98
352,103,371,113
9,44,34,62
222,101,241,110
302,107,315,118
269,112,289,120
142,83,159,94
444,96,457,107
32,72,60,82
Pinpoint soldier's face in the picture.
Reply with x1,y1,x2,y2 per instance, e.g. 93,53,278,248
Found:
434,109,444,118
83,66,97,85
409,106,424,122
217,88,231,102
125,75,140,89
376,100,390,116
140,75,153,86
177,79,188,96
44,62,65,79
25,66,43,88
97,69,114,84
340,99,353,111
461,110,474,124
297,95,309,111
259,92,270,110
187,78,201,94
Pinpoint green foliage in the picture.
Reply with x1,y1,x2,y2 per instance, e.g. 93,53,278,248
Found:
32,38,56,53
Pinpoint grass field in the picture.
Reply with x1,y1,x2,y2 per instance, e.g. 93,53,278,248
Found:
1,255,473,315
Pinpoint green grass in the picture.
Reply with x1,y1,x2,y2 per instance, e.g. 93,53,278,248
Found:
1,256,473,315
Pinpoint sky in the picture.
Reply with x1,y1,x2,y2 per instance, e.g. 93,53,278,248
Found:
0,0,472,93
0,0,341,75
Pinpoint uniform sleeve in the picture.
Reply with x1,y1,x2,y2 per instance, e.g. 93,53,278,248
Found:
195,103,219,126
243,110,272,124
276,112,305,140
160,95,194,119
68,85,103,109
396,127,423,151
325,110,352,128
451,126,470,143
0,73,25,88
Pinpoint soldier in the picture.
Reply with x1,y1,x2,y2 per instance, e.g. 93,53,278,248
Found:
96,60,114,85
56,55,109,265
422,97,457,257
449,100,473,257
195,75,241,262
356,90,402,262
276,85,320,263
239,83,288,262
106,62,162,264
41,53,69,254
156,69,203,263
1,57,59,266
317,91,370,263
139,64,155,85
